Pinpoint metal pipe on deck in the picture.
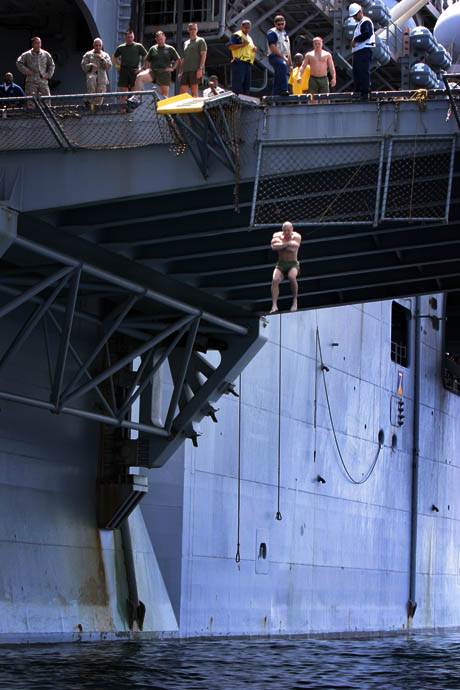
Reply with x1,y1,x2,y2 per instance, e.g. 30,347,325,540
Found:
390,0,429,24
376,0,429,44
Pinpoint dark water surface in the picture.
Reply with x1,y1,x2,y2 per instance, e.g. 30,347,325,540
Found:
1,632,460,689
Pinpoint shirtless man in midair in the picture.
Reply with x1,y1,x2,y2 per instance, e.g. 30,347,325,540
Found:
297,36,336,99
270,221,302,314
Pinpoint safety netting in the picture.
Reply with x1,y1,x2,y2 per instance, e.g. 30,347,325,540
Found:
250,135,457,227
0,92,174,151
250,139,385,227
381,136,456,222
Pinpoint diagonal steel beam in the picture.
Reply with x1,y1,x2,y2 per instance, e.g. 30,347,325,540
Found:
0,390,169,436
50,267,82,410
46,310,116,419
0,266,73,318
203,111,236,171
164,315,200,433
117,321,190,423
104,343,118,415
62,313,196,407
0,274,70,375
14,233,248,335
61,292,142,399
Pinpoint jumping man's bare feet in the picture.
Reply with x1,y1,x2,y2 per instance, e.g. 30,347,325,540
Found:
290,302,297,312
269,306,278,314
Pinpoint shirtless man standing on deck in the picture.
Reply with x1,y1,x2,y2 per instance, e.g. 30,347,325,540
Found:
270,221,302,314
297,37,336,98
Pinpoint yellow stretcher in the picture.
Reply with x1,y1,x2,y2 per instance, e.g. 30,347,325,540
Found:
156,93,205,114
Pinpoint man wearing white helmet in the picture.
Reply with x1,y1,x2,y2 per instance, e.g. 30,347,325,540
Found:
349,3,375,101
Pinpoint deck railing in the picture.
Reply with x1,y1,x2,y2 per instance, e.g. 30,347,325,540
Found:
0,91,175,152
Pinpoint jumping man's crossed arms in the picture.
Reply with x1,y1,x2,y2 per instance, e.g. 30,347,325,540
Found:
270,221,302,313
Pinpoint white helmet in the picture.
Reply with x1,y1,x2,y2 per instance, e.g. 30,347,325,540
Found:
349,3,362,16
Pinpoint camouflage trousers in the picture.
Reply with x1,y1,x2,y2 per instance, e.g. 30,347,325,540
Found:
86,73,108,105
24,76,50,108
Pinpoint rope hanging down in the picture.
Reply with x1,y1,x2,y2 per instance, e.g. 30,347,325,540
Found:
276,316,282,520
235,374,242,563
316,328,382,485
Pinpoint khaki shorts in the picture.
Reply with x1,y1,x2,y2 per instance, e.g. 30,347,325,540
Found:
150,69,171,86
181,70,201,87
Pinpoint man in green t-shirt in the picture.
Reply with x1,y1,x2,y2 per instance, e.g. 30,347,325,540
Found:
178,23,207,97
113,29,147,104
132,30,180,98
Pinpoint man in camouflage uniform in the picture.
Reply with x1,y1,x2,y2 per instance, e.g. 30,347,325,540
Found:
16,36,55,105
81,38,112,105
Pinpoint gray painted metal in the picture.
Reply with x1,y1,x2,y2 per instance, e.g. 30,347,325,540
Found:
0,228,266,470
0,207,17,259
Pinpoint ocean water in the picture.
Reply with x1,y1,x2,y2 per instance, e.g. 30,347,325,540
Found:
1,632,459,689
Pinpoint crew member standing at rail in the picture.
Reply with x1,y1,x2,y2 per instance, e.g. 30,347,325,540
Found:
267,15,292,96
289,53,310,94
178,23,207,97
81,38,112,106
132,30,180,99
298,37,336,100
229,19,256,96
270,221,302,314
113,29,147,106
349,3,375,101
16,37,55,105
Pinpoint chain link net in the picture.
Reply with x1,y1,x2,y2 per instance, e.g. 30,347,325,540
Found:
252,140,384,227
161,95,256,210
0,92,174,151
381,137,454,221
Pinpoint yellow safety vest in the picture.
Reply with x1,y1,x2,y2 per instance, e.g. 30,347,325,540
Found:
231,30,256,64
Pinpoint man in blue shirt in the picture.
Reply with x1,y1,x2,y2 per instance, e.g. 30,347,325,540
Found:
0,72,25,99
229,19,256,96
267,15,292,96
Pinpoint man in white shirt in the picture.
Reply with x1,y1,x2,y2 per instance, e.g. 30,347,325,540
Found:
349,3,375,101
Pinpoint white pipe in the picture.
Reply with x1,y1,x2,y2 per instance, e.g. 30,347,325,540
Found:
390,0,429,23
376,0,429,40
393,0,430,27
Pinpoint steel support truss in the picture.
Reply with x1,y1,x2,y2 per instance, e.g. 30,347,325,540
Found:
168,94,242,179
0,233,266,468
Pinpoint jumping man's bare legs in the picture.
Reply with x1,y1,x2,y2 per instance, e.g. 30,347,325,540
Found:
270,268,283,314
288,266,298,312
